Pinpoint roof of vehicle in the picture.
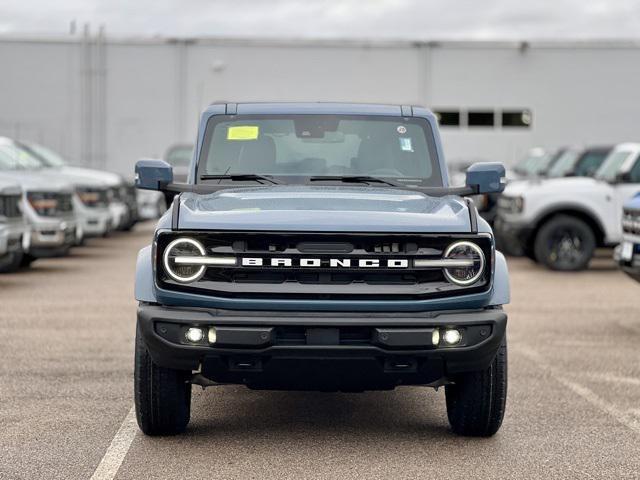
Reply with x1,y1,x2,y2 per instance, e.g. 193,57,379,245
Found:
203,102,433,118
582,145,614,152
612,142,640,152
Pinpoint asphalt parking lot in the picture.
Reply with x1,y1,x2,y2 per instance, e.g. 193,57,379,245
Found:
1,222,639,480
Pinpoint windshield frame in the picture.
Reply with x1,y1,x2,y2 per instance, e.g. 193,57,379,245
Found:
196,113,444,188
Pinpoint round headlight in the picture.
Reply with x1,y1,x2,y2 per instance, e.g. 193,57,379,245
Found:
443,241,485,286
163,237,206,283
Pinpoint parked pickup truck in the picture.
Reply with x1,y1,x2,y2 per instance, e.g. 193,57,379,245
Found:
496,143,640,270
134,103,510,437
0,144,78,265
615,193,640,282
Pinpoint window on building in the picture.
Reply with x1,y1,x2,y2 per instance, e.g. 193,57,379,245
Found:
434,110,460,127
502,110,532,128
468,111,495,127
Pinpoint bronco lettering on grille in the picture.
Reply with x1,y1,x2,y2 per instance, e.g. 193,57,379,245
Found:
240,257,410,268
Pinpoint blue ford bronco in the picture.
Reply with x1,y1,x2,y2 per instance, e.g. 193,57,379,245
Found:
134,103,510,437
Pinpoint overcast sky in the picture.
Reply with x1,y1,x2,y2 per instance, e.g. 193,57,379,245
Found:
2,0,640,40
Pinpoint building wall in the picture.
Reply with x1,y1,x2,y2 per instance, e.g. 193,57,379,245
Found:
1,36,639,176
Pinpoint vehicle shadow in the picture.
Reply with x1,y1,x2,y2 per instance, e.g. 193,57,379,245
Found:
184,386,454,440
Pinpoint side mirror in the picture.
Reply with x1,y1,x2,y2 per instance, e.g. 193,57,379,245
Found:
135,159,173,191
465,162,506,194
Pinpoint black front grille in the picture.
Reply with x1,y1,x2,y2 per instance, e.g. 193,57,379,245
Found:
622,209,640,235
0,195,21,218
77,188,110,208
156,231,493,301
27,192,74,216
57,194,73,213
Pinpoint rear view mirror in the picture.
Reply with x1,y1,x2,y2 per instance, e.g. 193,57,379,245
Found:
465,162,506,194
135,159,173,191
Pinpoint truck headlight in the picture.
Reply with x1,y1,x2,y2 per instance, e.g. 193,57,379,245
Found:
498,195,524,214
443,241,485,286
163,237,206,283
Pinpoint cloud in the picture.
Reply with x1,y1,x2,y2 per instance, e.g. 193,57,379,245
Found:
1,0,640,39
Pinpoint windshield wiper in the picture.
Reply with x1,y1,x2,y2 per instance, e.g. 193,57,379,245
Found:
309,175,401,187
200,174,281,185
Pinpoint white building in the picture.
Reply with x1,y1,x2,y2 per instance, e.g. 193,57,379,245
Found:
1,34,639,176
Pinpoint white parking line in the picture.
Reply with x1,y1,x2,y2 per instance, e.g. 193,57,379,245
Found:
517,345,640,435
90,406,138,480
582,373,640,386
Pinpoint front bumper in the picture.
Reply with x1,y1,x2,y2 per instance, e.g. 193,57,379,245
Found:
80,207,111,236
138,304,507,391
28,217,77,257
0,219,26,256
109,202,129,230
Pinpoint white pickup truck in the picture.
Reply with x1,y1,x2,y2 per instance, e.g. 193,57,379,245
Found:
496,143,640,270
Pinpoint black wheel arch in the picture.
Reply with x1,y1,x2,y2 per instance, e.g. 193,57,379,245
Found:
527,205,606,251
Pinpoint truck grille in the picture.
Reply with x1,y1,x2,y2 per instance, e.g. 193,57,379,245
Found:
622,209,640,235
155,231,493,301
77,187,110,208
27,192,74,217
0,194,22,218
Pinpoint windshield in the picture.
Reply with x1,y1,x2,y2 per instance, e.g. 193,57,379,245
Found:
199,115,442,186
573,150,610,177
0,142,44,170
533,153,559,175
547,150,579,177
25,143,67,167
165,145,193,167
514,151,552,176
595,151,633,182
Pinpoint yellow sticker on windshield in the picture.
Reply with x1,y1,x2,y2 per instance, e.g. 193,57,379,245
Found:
227,125,259,140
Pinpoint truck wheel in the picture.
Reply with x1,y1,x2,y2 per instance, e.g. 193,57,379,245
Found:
134,326,191,435
533,215,595,271
445,338,507,437
0,250,24,273
20,253,36,268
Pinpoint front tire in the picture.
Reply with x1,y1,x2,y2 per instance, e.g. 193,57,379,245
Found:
134,325,191,436
534,215,595,271
445,338,507,437
20,253,36,268
0,250,24,273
